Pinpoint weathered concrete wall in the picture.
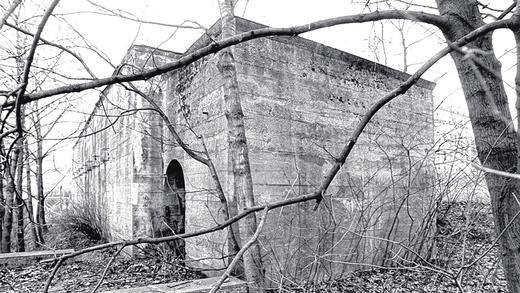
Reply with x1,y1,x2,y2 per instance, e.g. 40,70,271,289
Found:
157,18,435,280
162,52,232,270
230,19,435,281
72,46,180,246
72,84,134,240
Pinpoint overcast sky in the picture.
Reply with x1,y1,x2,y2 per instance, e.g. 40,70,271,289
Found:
49,0,517,113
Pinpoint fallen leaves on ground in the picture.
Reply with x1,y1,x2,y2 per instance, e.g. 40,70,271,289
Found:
0,201,509,292
0,253,203,292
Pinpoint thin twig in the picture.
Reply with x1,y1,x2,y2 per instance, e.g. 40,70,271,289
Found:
91,245,126,293
0,0,21,31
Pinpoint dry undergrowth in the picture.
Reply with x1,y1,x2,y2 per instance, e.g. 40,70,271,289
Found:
0,201,508,292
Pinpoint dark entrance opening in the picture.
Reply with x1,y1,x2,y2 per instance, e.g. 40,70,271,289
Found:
162,159,186,258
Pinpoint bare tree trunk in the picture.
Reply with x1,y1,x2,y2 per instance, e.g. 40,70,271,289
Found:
1,148,20,253
14,133,25,252
36,157,46,231
436,1,520,291
25,139,41,248
217,0,265,290
0,145,4,245
34,107,47,232
203,144,242,272
12,99,26,252
1,174,13,253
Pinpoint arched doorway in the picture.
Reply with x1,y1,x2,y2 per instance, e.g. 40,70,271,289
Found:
162,159,186,258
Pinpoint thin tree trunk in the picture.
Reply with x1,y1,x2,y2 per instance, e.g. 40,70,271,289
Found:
13,101,26,252
2,18,24,252
14,132,24,252
25,139,41,248
436,1,520,292
0,144,4,247
202,142,243,273
217,0,265,290
36,156,46,231
1,148,20,253
34,107,46,232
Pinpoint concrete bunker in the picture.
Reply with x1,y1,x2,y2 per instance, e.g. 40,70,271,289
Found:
72,17,436,281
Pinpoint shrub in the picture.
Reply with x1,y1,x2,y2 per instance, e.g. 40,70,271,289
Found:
56,198,110,245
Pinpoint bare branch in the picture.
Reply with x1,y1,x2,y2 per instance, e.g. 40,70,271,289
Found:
470,161,520,180
14,0,60,136
4,9,452,106
121,84,209,164
86,0,206,30
4,21,97,78
0,0,22,31
90,245,125,293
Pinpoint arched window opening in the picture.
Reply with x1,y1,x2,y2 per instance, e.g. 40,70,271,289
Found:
162,159,186,258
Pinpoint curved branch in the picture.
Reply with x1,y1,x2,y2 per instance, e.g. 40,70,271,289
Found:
14,0,60,135
5,9,453,106
121,83,241,256
62,107,158,140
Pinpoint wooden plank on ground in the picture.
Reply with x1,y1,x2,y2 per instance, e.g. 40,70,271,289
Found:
101,276,248,293
0,249,74,265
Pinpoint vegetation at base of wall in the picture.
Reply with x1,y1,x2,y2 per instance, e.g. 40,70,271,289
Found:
0,200,504,293
278,201,506,293
53,199,110,246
